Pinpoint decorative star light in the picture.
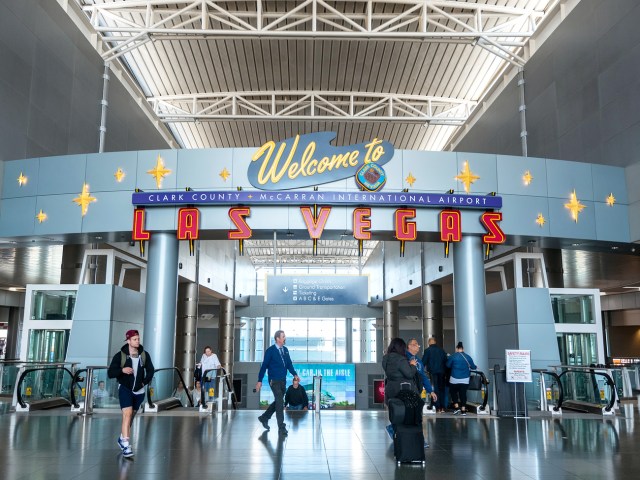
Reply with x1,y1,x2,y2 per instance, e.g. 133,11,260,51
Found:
17,172,28,186
523,170,533,186
564,189,586,223
36,209,47,223
114,168,126,183
606,193,616,207
454,161,480,193
405,172,416,187
147,154,172,188
536,213,546,227
219,167,231,181
73,183,97,216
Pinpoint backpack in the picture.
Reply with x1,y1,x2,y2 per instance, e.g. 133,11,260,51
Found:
120,351,146,368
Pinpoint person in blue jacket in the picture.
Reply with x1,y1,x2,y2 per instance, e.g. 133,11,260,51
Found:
256,330,299,436
446,341,477,415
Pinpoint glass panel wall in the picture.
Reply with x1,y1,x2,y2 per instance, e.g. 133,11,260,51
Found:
30,290,76,320
551,294,594,324
557,333,598,366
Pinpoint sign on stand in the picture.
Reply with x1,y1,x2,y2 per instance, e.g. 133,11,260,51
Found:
505,350,532,383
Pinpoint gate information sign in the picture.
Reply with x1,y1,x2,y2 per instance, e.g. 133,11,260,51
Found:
266,275,368,305
505,349,532,383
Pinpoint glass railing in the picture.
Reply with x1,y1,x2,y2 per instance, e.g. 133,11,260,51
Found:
148,367,194,408
70,367,120,410
555,366,616,414
0,360,23,396
528,370,563,413
15,363,77,409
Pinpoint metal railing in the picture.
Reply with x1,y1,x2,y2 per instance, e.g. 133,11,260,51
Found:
200,367,237,412
531,369,564,413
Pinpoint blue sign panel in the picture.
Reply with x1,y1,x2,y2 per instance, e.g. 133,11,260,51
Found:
259,363,356,410
132,190,502,209
266,275,368,305
247,132,394,190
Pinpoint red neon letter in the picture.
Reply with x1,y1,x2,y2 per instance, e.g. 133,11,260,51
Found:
394,208,417,241
353,208,371,240
132,208,150,241
300,206,332,239
481,212,506,244
440,210,462,242
228,207,252,240
177,208,200,240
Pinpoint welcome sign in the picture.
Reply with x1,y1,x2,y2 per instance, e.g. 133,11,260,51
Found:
248,132,394,191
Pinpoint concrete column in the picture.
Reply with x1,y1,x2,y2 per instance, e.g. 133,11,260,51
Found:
218,298,235,380
422,284,443,347
452,235,488,373
176,282,198,388
5,307,22,359
345,317,353,362
382,300,399,353
143,232,179,398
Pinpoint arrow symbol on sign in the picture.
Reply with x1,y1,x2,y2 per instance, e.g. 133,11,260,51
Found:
283,287,288,293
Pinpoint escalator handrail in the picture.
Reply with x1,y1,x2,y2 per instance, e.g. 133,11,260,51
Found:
532,369,564,412
201,367,238,410
556,367,616,412
469,370,489,411
201,367,220,409
148,367,194,408
16,366,75,409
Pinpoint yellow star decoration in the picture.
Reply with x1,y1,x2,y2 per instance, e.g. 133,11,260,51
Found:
535,213,546,227
73,183,97,216
219,167,231,182
146,154,172,188
454,161,480,193
114,168,126,183
564,189,586,223
606,193,616,207
523,170,533,186
36,209,47,223
18,172,28,186
405,172,416,187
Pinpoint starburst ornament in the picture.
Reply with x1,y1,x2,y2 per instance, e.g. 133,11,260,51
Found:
535,213,546,227
36,209,47,223
455,161,480,193
606,193,616,207
564,189,586,223
147,154,172,188
405,172,416,187
17,172,28,186
523,170,533,186
73,183,97,216
114,168,126,182
219,167,231,181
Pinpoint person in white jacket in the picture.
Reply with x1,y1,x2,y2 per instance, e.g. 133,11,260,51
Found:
197,346,221,400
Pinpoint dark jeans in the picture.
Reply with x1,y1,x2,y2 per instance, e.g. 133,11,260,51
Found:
449,383,469,409
263,379,286,430
430,373,446,410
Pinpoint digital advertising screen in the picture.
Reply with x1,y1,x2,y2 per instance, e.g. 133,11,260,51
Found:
373,379,385,404
259,363,356,410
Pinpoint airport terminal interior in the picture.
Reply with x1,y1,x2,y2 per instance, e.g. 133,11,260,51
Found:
1,0,640,479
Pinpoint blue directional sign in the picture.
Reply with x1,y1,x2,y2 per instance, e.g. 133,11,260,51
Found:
266,275,369,305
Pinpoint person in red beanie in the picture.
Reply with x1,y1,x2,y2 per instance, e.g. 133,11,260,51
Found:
107,330,155,458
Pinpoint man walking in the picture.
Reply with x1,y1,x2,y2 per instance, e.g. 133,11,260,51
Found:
256,330,299,436
422,337,447,412
108,330,154,458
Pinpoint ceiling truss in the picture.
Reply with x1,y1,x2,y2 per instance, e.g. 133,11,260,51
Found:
79,0,545,65
150,91,475,124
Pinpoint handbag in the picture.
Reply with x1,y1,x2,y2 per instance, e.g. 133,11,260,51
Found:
459,353,483,390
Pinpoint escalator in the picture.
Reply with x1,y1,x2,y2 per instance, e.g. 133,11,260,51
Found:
556,366,617,415
15,363,76,412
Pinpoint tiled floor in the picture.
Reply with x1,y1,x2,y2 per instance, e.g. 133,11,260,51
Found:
1,405,640,479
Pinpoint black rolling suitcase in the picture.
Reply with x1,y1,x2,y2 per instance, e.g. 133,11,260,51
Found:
393,424,425,466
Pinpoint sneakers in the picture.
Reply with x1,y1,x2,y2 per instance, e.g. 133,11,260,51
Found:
118,436,134,458
424,441,430,449
386,424,395,440
461,411,467,416
258,415,270,431
278,428,288,436
453,409,461,415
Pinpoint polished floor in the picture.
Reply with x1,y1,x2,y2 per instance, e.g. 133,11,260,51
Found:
1,404,640,480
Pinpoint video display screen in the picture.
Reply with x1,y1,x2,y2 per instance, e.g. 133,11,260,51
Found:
259,363,356,410
373,379,385,404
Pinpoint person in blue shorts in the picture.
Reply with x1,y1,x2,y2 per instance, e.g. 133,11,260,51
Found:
108,330,154,458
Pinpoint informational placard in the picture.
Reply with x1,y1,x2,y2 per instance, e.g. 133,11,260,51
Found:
266,275,368,305
505,349,532,383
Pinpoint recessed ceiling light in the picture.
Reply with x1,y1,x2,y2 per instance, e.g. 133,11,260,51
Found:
571,243,581,247
611,246,619,250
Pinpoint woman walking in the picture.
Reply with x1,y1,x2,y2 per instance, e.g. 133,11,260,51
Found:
446,341,477,415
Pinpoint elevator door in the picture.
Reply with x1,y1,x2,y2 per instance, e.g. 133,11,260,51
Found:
27,329,70,363
556,333,597,366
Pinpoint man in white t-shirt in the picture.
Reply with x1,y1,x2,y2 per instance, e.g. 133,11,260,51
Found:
107,330,155,458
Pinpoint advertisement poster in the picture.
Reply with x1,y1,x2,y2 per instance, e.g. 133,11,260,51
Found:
260,363,356,409
505,349,532,383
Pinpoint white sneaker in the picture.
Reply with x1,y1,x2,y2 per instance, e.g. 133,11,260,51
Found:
122,445,134,458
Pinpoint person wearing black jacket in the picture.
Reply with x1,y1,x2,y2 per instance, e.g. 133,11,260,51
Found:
422,337,448,413
107,329,155,458
284,377,309,410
